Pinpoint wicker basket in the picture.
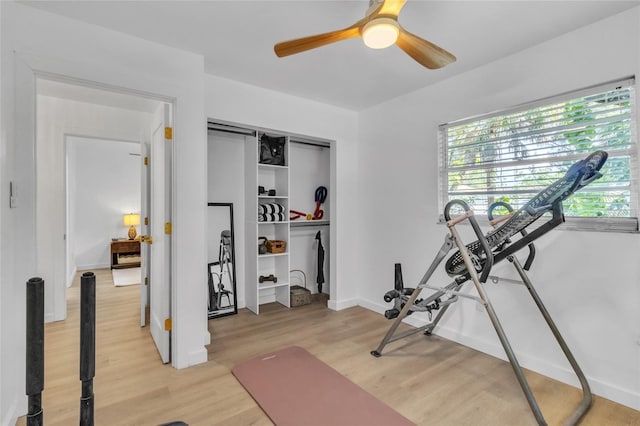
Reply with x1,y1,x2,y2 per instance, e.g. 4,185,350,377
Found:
290,269,311,307
266,239,286,254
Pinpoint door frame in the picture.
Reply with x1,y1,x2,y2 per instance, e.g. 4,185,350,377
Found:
24,59,177,360
140,140,151,327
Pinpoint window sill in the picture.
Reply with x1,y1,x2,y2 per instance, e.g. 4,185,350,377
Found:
437,214,639,234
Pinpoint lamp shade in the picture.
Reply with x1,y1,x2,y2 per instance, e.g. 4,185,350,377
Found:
123,213,140,227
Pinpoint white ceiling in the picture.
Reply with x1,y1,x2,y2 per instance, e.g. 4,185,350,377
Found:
21,0,640,111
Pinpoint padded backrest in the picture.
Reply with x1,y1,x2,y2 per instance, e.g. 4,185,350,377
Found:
444,151,608,277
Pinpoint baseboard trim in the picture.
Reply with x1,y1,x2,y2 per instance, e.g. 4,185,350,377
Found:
67,266,77,287
356,298,385,314
2,393,25,426
328,298,358,311
187,347,208,368
358,300,640,411
77,263,110,271
434,323,640,411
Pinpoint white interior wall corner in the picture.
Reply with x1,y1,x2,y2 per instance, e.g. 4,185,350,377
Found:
204,74,360,308
1,3,208,422
1,4,26,421
356,6,640,411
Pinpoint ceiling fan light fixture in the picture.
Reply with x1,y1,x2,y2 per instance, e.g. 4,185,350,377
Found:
362,18,400,49
274,0,456,69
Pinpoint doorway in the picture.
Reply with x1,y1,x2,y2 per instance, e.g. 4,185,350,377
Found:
65,135,141,284
36,76,172,362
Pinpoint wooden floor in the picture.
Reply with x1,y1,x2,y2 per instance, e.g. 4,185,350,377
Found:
18,268,640,425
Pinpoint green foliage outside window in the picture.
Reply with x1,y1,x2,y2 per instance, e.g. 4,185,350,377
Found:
443,84,634,219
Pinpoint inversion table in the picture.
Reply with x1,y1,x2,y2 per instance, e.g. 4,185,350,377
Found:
371,151,608,426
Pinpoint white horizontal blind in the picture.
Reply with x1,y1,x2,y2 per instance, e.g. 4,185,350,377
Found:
439,78,638,232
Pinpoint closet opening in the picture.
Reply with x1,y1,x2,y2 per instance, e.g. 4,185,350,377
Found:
207,120,334,316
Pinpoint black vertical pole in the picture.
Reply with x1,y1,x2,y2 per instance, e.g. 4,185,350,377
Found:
394,263,404,291
79,272,96,426
26,277,45,426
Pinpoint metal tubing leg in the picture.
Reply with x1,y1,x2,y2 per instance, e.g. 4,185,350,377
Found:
510,256,592,426
371,235,455,357
449,225,547,426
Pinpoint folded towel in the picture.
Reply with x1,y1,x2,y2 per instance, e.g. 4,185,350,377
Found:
258,212,286,222
259,203,285,215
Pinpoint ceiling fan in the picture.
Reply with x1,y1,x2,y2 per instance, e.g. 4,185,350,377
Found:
274,0,456,69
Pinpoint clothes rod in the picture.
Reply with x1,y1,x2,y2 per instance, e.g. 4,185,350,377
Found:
207,122,256,136
208,122,332,148
290,139,331,149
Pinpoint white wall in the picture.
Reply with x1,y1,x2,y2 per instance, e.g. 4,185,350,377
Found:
205,75,360,310
68,136,141,270
37,94,150,322
1,3,207,423
358,7,640,410
0,2,5,424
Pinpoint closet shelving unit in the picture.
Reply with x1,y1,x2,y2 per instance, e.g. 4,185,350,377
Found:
245,134,291,313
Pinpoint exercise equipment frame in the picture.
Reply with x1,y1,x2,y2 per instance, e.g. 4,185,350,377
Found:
372,151,608,426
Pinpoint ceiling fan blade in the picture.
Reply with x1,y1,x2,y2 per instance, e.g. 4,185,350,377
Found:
396,27,456,69
378,0,407,17
274,27,361,58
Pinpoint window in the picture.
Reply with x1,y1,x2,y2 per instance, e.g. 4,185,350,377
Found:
438,78,638,232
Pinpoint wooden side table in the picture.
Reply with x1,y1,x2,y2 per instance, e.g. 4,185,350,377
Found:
110,240,141,269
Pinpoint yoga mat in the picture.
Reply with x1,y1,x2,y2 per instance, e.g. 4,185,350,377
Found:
232,346,414,426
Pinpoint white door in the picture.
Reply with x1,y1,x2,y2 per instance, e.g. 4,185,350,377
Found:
140,141,151,327
145,103,172,363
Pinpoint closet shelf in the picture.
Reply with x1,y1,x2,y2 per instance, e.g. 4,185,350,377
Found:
259,195,288,200
258,281,290,290
258,252,288,258
259,163,288,170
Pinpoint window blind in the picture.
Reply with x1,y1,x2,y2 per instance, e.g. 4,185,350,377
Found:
438,78,638,232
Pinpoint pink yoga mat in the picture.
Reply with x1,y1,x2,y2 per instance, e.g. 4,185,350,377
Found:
232,346,414,426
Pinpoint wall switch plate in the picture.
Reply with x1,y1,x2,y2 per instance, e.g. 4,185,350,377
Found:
9,182,16,208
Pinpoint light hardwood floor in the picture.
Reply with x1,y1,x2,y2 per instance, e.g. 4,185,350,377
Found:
18,268,640,425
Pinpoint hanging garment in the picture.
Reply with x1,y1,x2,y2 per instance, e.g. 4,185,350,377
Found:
315,230,325,293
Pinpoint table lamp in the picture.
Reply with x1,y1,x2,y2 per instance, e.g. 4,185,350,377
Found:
123,213,140,240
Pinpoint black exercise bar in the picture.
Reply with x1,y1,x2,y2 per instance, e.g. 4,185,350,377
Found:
26,277,45,426
79,272,96,426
